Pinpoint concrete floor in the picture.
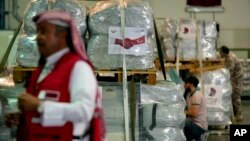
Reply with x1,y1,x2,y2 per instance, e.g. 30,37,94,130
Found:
207,99,250,141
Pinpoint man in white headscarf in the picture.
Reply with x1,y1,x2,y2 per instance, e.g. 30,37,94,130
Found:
5,11,105,141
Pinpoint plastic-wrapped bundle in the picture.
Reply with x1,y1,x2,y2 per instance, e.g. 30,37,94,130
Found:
241,59,250,91
199,21,217,60
179,39,197,60
51,0,87,35
0,83,24,141
0,94,11,141
88,1,154,35
16,34,40,67
159,18,218,60
23,0,47,35
88,1,155,70
18,0,88,67
162,38,176,60
178,19,197,60
100,81,186,141
141,81,185,105
198,21,217,39
148,127,186,141
155,104,185,128
203,68,233,125
87,35,155,70
99,82,142,141
200,38,217,59
140,81,186,141
101,85,125,127
159,19,178,60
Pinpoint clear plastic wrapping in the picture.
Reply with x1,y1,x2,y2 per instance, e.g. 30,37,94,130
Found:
18,0,87,67
0,83,24,141
23,0,87,35
87,1,156,70
140,81,186,141
203,68,233,125
147,127,186,141
179,39,197,60
159,18,217,60
141,81,186,126
16,34,40,67
88,1,154,35
198,20,218,39
200,37,217,59
241,59,250,91
99,81,186,141
51,0,87,35
87,35,155,70
23,0,48,35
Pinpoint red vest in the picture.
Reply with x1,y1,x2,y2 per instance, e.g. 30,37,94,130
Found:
17,52,80,141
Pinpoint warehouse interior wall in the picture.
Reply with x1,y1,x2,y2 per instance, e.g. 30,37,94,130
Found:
1,0,250,59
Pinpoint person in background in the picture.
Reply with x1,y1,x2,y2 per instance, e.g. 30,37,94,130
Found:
220,45,244,122
5,11,105,141
184,75,207,141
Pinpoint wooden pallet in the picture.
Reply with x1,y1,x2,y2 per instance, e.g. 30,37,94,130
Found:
154,59,225,73
13,66,36,82
13,66,157,85
95,69,157,85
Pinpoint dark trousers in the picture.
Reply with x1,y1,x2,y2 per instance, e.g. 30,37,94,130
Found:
184,119,205,141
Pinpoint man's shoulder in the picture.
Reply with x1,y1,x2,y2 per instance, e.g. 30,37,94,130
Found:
193,91,203,98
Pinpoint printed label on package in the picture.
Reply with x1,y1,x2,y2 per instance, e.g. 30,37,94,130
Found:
179,24,196,39
108,26,148,56
204,84,223,108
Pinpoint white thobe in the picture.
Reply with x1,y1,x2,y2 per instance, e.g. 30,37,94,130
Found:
37,48,97,141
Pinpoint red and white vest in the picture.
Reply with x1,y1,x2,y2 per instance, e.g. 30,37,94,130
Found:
17,52,80,141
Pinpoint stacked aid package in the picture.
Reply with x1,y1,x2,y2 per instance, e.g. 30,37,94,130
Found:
100,81,186,141
240,59,250,91
159,18,217,60
87,0,156,70
203,68,233,125
16,0,87,67
0,84,25,140
140,81,186,141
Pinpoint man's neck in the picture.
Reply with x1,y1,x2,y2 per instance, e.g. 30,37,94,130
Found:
190,87,196,94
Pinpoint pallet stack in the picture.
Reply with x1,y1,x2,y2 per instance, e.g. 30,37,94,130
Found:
154,58,225,74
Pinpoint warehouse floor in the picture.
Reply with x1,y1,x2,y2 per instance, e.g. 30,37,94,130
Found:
207,99,250,141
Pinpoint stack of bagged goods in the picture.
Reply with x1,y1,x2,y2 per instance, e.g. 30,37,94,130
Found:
197,20,218,59
50,0,87,35
159,18,217,60
159,19,178,60
99,81,186,141
16,0,87,67
140,81,186,141
178,19,197,60
241,59,250,91
16,0,47,67
0,84,25,140
203,68,233,125
99,82,141,140
87,0,156,70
